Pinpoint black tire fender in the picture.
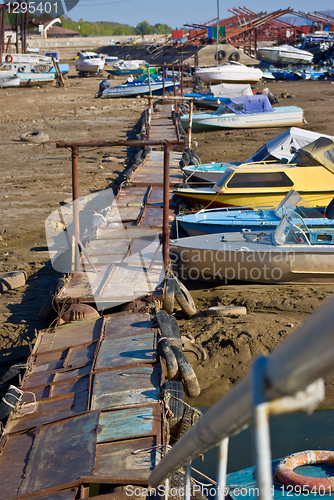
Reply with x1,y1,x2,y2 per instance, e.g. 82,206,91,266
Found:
229,52,240,62
160,380,184,438
177,406,202,439
158,336,179,380
174,277,197,317
171,345,201,398
215,50,226,61
163,276,175,315
156,310,182,348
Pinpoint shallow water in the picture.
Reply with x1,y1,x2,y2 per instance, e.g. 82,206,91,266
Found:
192,409,334,478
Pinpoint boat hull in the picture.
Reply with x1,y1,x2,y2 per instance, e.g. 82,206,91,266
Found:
102,81,178,98
170,237,334,284
257,48,313,65
18,73,55,86
195,67,263,85
181,107,304,131
174,189,334,210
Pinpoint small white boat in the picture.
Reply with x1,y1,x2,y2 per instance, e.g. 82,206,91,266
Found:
75,51,105,75
257,44,314,65
170,214,334,284
180,95,304,132
195,61,263,84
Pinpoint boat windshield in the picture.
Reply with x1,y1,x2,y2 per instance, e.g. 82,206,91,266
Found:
274,214,310,245
274,190,302,217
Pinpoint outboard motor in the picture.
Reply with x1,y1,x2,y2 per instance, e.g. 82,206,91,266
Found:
95,79,110,98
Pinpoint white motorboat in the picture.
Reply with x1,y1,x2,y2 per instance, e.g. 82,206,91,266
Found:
75,51,105,75
195,61,263,84
1,52,54,72
170,214,334,284
257,45,314,65
180,95,304,132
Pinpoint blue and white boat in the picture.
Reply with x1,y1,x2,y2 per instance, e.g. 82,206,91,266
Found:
180,95,304,132
99,73,179,98
182,128,334,183
175,190,332,237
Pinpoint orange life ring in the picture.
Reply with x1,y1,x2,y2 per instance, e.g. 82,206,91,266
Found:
275,450,334,492
5,54,13,63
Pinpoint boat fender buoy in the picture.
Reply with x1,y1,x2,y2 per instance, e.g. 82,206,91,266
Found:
174,277,197,317
157,336,179,380
159,381,184,439
163,276,175,315
229,52,240,62
171,345,201,398
156,310,182,349
5,54,13,63
215,50,226,61
275,451,334,492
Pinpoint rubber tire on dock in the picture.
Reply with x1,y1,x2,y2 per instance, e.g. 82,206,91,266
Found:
160,381,184,439
177,406,202,439
0,271,26,292
20,129,49,144
163,276,175,315
171,345,201,398
174,277,197,317
158,336,179,380
156,310,182,349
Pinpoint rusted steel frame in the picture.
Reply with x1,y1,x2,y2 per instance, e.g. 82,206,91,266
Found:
187,101,193,149
172,66,176,97
180,53,184,97
143,96,194,102
71,145,80,272
162,144,170,274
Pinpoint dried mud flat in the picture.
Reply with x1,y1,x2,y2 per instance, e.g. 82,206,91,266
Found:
1,65,334,407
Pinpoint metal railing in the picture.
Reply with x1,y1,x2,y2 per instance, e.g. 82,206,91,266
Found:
149,295,334,498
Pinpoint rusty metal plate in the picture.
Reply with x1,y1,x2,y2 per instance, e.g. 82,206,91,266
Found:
0,431,35,500
36,319,103,354
19,413,99,497
97,405,161,443
27,488,78,500
93,436,158,483
95,332,156,371
63,342,97,370
50,374,89,398
103,313,154,340
91,365,160,411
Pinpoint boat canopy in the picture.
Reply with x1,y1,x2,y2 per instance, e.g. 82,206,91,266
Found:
296,137,334,174
216,95,273,115
247,128,334,163
210,83,253,97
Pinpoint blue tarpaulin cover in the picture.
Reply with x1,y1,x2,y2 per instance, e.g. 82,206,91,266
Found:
216,94,274,115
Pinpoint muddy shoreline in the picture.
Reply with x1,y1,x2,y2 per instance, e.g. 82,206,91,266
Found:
1,65,334,405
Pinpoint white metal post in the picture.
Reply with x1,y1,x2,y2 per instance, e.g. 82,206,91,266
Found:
252,356,273,500
185,462,191,500
216,437,229,500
